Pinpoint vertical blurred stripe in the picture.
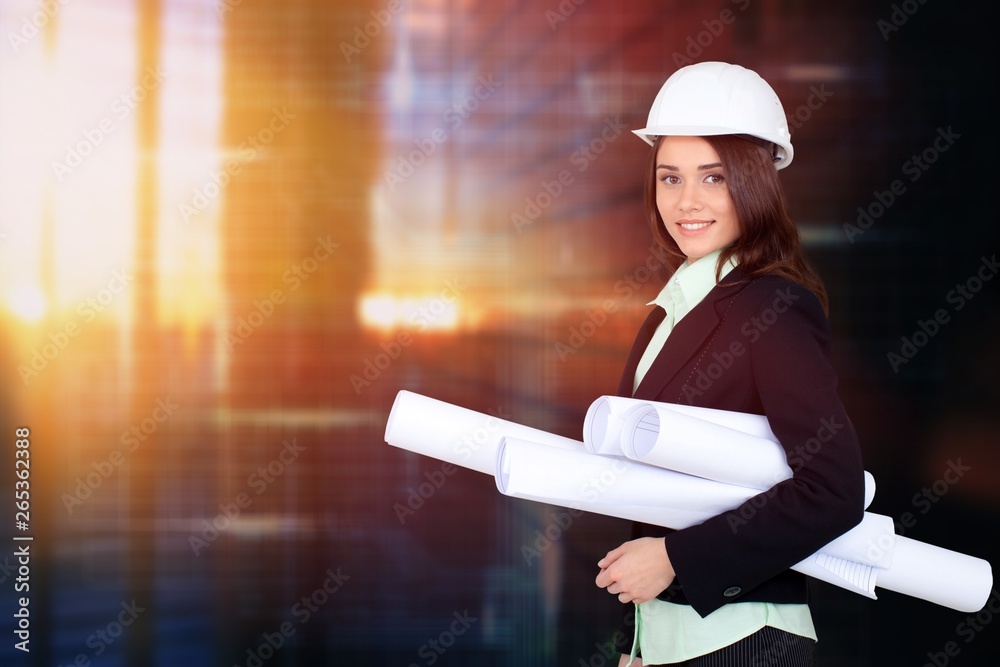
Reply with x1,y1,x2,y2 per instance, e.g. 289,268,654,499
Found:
129,1,161,664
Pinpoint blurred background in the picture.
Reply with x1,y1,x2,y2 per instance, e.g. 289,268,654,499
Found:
1,0,998,665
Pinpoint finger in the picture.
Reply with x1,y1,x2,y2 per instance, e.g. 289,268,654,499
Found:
618,592,632,604
598,543,627,569
595,569,611,589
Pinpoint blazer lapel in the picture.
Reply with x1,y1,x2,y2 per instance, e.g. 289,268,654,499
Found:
615,305,665,397
633,267,751,401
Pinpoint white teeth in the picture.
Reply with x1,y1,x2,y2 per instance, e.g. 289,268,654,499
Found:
680,222,711,230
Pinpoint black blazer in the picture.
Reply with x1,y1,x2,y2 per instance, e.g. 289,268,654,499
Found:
617,266,866,618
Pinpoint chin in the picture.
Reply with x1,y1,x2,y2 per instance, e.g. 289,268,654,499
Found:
678,244,712,261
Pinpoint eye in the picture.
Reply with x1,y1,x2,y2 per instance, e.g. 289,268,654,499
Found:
658,174,681,185
704,173,726,185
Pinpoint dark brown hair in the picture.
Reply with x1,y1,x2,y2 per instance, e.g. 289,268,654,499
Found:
644,135,828,313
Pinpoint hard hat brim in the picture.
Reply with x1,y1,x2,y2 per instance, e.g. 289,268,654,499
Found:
631,126,794,170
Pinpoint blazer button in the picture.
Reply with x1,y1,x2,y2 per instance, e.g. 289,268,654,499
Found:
723,586,741,597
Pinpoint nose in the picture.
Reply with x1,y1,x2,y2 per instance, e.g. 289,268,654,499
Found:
677,180,702,212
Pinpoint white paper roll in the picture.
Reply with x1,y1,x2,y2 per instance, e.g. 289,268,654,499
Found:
585,396,777,453
498,436,894,567
497,436,753,523
583,397,638,456
817,512,896,568
863,471,876,510
385,390,581,475
620,404,792,490
385,392,993,612
874,535,993,613
499,437,993,610
792,553,878,599
587,396,878,509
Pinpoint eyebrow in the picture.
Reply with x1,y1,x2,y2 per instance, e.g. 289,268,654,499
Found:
656,162,723,171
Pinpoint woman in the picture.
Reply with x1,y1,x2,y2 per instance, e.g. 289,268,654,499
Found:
594,62,866,666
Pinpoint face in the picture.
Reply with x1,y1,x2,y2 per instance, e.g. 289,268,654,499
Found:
655,136,739,263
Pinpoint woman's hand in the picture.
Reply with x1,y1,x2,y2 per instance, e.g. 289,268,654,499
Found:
595,537,675,605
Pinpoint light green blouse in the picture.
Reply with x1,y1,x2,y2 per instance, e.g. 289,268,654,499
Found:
628,249,816,665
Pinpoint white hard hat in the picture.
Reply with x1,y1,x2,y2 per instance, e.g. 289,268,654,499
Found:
633,61,794,170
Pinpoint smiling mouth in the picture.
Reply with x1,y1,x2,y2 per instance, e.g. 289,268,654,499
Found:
678,220,713,230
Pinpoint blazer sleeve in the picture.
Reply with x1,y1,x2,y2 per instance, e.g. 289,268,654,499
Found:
662,279,866,617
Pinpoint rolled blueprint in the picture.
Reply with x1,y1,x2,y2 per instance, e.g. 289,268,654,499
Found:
584,395,777,455
587,395,877,508
497,436,992,611
496,436,754,520
386,391,883,562
875,535,994,613
792,553,878,599
384,389,582,475
497,437,895,568
620,403,792,490
385,392,993,612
